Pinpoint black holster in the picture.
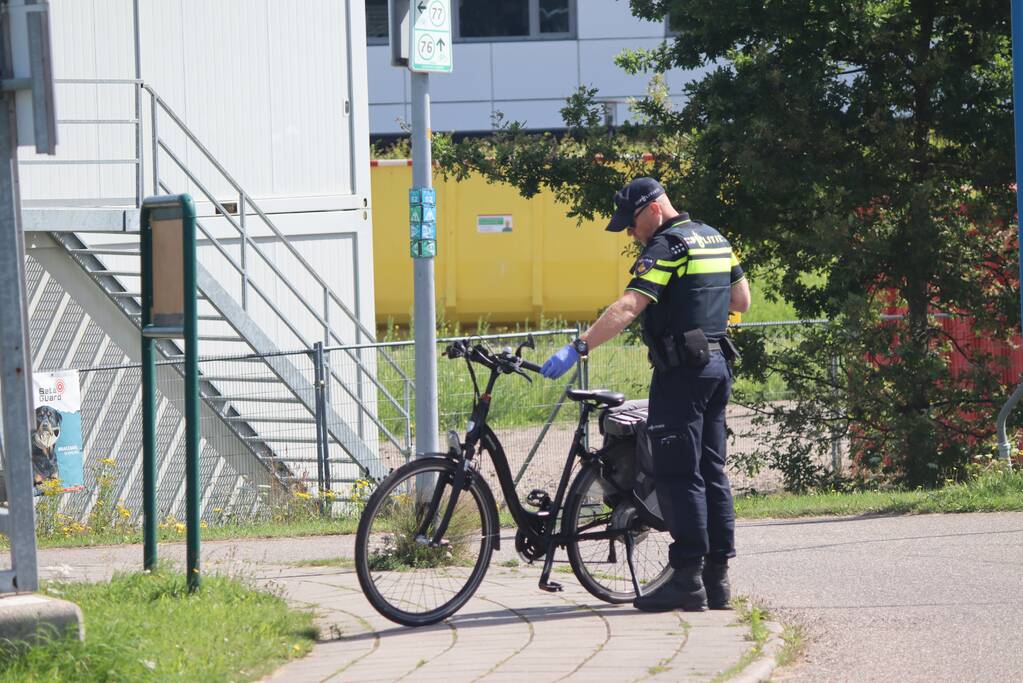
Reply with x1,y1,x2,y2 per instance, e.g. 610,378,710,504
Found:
719,335,741,364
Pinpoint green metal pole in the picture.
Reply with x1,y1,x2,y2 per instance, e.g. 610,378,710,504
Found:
182,195,200,593
140,206,157,570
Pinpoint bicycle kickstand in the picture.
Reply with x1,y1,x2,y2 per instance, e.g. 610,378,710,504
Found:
537,539,563,592
624,532,643,597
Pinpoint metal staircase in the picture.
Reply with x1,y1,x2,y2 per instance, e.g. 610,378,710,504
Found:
26,80,410,489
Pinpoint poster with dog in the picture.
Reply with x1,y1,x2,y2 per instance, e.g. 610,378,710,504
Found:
32,370,85,492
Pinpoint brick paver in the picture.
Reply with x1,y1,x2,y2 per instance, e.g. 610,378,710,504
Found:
14,534,762,683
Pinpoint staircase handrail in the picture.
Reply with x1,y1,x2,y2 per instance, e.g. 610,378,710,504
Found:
142,84,405,378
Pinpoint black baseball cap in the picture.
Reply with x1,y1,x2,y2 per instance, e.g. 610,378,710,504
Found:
606,177,665,232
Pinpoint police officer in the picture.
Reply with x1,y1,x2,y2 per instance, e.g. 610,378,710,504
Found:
541,177,750,612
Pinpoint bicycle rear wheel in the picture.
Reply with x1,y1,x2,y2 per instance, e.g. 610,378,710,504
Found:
355,457,496,627
563,465,673,603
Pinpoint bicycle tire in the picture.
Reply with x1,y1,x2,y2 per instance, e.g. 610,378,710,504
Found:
355,456,497,627
562,464,673,603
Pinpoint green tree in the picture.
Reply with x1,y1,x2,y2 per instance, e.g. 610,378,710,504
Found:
436,1,1020,488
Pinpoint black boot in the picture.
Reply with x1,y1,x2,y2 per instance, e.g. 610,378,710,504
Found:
702,559,731,610
633,564,707,612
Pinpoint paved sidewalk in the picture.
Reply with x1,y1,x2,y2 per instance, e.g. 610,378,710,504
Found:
21,535,767,683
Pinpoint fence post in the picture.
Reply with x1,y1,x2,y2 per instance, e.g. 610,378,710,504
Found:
830,353,842,473
404,378,413,461
312,342,330,514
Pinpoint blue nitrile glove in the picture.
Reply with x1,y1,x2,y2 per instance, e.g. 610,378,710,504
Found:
541,344,579,379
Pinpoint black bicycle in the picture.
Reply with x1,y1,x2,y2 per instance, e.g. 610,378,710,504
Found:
354,336,673,626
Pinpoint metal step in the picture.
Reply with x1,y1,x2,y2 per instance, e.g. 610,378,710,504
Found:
198,334,244,342
242,436,318,444
270,457,352,464
204,395,302,404
69,248,140,256
201,375,281,384
89,269,140,277
225,415,315,424
109,291,141,298
199,314,224,321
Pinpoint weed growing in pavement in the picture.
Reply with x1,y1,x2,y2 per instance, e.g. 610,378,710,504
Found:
777,623,807,668
711,597,773,683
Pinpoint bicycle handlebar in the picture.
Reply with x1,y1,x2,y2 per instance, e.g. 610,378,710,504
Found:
518,358,542,373
443,339,541,375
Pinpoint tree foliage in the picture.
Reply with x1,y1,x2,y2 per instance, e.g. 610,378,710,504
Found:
435,0,1021,488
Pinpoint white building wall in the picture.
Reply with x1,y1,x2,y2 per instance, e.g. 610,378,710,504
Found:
19,0,378,378
367,0,705,135
21,0,371,212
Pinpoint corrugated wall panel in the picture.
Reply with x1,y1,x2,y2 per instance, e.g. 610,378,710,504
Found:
266,0,351,197
39,301,85,371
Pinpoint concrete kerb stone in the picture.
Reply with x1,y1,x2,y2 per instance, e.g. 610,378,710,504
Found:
0,593,84,648
729,619,785,683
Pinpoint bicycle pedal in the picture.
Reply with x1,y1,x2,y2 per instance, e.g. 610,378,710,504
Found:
538,580,563,593
525,489,551,509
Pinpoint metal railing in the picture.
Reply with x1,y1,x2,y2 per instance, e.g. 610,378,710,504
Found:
25,79,411,459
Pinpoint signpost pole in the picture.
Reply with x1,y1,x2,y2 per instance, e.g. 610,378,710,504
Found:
411,72,440,458
140,194,200,590
0,67,39,595
396,0,452,459
182,197,200,593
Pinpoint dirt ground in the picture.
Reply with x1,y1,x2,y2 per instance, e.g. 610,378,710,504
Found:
376,402,834,505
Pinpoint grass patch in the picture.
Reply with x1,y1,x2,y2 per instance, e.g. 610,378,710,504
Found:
13,516,362,551
0,567,316,682
735,466,1023,518
290,557,355,569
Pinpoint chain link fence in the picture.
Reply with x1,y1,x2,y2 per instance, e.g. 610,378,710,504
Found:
22,321,839,524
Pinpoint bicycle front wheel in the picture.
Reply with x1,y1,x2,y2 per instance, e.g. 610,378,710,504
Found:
563,465,673,603
355,457,496,626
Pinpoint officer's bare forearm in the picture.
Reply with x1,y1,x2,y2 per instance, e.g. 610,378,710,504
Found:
581,291,650,350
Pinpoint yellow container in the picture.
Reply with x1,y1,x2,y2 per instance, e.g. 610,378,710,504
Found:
372,162,739,325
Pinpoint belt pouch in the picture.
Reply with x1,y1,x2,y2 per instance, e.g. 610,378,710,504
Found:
682,328,710,368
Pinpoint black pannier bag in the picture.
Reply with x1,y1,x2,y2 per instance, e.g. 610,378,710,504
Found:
598,399,663,524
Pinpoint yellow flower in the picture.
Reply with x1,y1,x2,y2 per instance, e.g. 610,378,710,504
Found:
212,508,222,514
174,522,186,534
294,491,312,500
118,507,131,519
200,521,208,529
99,458,116,466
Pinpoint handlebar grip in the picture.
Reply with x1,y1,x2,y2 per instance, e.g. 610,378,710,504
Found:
519,359,542,373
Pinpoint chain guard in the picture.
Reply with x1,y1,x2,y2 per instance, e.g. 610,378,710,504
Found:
515,529,547,563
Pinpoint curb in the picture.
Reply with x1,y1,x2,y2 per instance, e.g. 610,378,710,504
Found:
730,620,785,683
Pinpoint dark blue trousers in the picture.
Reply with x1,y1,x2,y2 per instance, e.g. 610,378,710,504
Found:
647,352,735,568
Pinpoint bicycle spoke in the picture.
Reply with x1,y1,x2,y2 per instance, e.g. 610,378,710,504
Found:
356,460,494,625
566,467,672,602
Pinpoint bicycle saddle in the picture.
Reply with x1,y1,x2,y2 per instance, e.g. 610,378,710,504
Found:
566,389,626,407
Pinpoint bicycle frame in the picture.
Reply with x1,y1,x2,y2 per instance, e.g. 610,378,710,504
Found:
421,342,645,593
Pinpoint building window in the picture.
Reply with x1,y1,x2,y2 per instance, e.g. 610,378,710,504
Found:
539,0,570,34
456,0,574,41
366,0,389,44
459,0,529,38
366,0,574,45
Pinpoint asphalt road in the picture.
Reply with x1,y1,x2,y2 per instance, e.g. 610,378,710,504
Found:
731,511,1023,682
